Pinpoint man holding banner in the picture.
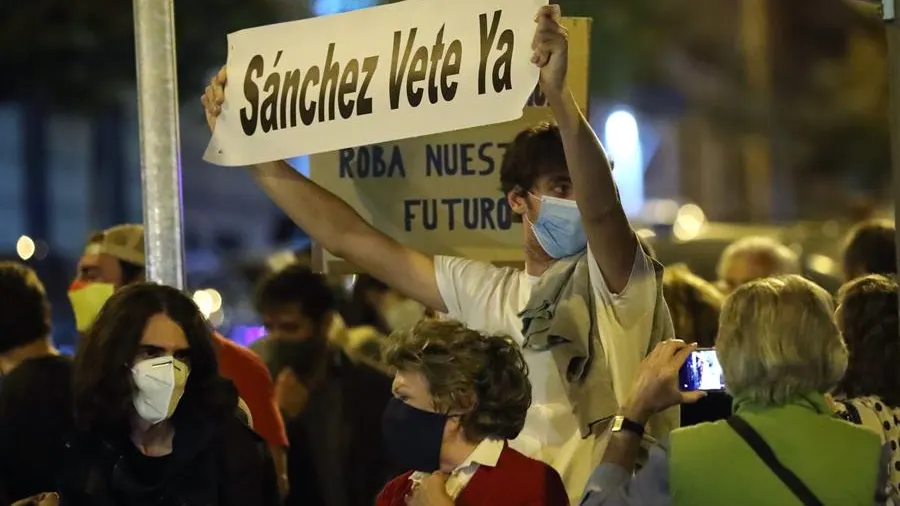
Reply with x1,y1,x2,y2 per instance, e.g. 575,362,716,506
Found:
203,3,676,501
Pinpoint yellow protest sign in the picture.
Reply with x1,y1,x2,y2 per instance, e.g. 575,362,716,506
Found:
310,18,591,272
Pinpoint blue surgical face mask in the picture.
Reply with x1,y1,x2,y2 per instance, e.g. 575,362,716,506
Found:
527,194,587,259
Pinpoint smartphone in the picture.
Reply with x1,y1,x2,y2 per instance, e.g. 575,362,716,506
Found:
679,347,726,392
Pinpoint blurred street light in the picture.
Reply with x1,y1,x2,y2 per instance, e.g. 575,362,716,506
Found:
604,109,644,216
193,289,223,318
311,0,377,16
672,204,707,241
206,289,223,313
807,254,837,275
16,236,36,261
640,199,681,225
209,308,225,328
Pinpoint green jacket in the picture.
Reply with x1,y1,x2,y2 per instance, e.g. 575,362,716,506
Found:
670,393,883,506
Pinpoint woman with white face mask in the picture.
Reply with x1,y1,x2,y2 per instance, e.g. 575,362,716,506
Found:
55,283,280,506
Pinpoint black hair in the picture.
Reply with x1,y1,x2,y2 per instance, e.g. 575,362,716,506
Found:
843,219,896,279
836,275,900,406
499,123,567,222
73,283,236,433
344,274,391,334
0,262,50,354
254,264,335,324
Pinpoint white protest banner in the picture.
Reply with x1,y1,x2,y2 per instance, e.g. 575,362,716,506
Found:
310,17,591,272
204,0,548,167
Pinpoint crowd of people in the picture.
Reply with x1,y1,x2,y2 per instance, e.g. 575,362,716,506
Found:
0,4,898,505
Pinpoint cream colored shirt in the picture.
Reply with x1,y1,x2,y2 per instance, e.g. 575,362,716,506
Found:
434,245,661,503
409,439,505,499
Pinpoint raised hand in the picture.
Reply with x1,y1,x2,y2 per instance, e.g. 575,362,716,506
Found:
531,5,568,100
201,66,227,133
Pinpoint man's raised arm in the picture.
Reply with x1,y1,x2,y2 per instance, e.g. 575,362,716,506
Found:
202,68,446,312
536,6,638,294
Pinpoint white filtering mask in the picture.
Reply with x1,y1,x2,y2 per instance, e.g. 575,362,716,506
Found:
132,356,190,425
383,299,427,332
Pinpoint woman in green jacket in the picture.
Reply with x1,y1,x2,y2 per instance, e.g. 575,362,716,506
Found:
582,275,892,506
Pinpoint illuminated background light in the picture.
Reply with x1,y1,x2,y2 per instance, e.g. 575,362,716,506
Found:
287,156,310,177
16,235,35,260
640,199,681,225
807,254,836,275
193,288,223,318
312,0,378,16
672,203,707,242
636,228,656,239
603,109,644,217
208,308,225,328
206,289,223,313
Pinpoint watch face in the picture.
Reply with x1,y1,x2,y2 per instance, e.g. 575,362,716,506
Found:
611,416,625,432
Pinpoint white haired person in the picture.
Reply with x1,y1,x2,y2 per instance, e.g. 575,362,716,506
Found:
581,275,893,506
716,236,800,295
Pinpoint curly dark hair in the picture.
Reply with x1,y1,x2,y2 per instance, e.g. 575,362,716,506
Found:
73,283,236,433
499,123,566,222
836,274,900,406
0,262,50,354
384,320,531,442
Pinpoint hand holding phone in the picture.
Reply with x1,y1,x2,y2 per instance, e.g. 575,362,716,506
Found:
679,348,726,392
621,340,707,423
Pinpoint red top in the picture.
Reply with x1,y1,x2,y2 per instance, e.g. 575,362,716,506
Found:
376,444,568,506
213,333,289,448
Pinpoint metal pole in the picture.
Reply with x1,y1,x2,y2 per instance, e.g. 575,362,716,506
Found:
883,0,900,336
133,0,186,290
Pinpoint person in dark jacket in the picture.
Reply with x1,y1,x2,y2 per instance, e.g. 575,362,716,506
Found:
56,283,279,506
251,264,396,506
0,262,74,504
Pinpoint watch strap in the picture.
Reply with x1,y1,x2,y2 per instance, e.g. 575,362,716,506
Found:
612,415,645,437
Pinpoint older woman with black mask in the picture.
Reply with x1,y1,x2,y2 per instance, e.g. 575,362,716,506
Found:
581,275,894,506
55,283,280,506
377,320,568,506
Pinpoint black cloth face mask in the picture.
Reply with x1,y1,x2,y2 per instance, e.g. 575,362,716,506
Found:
381,397,447,472
271,337,326,377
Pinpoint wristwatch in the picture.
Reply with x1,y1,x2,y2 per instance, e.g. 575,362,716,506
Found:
611,415,645,437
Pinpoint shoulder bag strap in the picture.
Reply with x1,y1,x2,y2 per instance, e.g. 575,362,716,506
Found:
727,416,824,506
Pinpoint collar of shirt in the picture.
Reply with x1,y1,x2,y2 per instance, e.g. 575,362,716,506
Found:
409,438,504,499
